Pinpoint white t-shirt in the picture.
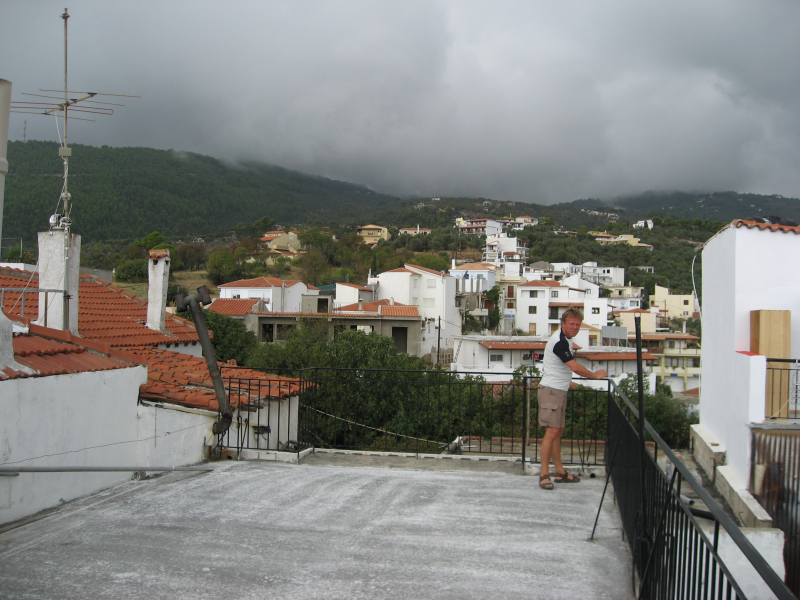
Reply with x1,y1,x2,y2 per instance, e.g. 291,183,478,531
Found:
540,327,575,391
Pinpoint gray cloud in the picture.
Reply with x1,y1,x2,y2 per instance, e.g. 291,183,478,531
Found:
3,0,800,203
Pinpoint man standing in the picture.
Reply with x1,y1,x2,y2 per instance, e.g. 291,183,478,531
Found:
538,308,607,490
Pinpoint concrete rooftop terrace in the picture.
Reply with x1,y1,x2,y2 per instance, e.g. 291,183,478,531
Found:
0,454,632,600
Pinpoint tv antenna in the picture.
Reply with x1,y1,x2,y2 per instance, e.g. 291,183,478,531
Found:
10,8,139,233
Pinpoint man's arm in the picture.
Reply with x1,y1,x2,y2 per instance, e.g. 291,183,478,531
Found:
565,359,607,380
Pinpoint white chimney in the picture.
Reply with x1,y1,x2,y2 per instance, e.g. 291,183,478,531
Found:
358,298,364,311
146,249,170,331
37,230,81,333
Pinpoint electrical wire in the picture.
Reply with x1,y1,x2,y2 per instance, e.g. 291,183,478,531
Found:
0,420,210,466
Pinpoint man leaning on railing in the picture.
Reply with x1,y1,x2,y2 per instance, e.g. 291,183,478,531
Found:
538,308,607,490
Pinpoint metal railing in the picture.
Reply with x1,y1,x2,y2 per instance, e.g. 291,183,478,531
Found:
214,376,309,454
751,428,800,597
766,359,800,419
604,380,794,600
287,368,607,465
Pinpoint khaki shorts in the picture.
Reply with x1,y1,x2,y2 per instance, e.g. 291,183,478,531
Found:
538,385,568,429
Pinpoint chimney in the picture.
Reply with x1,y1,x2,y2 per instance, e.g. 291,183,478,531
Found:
37,230,81,333
390,297,394,306
146,249,170,331
358,298,364,311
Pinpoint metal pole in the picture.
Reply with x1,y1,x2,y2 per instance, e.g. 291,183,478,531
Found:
635,315,651,577
437,316,441,364
0,466,212,476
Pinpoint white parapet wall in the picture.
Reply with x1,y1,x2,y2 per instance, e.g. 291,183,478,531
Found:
0,366,147,525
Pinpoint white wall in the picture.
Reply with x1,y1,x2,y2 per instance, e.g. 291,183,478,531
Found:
0,366,147,524
701,224,800,484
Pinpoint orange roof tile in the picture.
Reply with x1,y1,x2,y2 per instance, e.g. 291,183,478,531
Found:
379,305,420,317
218,277,304,288
405,264,452,277
2,327,136,381
549,301,585,307
208,298,258,316
119,346,304,411
479,341,546,350
451,263,498,271
520,280,563,287
0,270,199,349
579,352,656,361
732,219,800,234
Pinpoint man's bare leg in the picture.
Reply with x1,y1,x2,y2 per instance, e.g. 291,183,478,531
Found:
540,426,564,477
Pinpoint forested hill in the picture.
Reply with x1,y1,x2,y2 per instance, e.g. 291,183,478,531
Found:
3,140,400,242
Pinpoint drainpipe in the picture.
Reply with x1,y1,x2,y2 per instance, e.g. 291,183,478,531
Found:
175,286,232,435
0,79,10,246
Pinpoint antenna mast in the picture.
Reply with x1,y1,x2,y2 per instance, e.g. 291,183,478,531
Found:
58,7,72,232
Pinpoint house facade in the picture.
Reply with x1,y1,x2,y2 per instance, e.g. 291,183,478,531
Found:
218,277,319,313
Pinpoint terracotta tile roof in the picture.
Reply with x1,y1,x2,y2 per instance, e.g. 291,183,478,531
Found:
451,262,498,271
682,387,700,396
78,278,199,348
732,219,800,234
218,277,303,289
480,341,546,350
549,301,585,307
520,280,562,287
335,298,398,311
337,283,373,291
611,308,651,314
2,325,136,381
0,271,199,349
208,298,258,316
381,268,413,274
120,346,303,411
581,324,603,332
405,264,453,277
379,305,420,317
579,352,656,361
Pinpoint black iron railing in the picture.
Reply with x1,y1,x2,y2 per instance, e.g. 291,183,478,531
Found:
604,380,794,600
751,428,800,597
765,359,800,419
215,376,311,453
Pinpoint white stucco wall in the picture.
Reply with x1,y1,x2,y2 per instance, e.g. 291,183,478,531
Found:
701,224,800,484
0,366,147,524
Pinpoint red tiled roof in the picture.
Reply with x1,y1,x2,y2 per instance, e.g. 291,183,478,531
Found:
479,341,546,350
79,278,199,348
2,326,136,381
630,333,700,341
337,283,373,291
520,280,562,287
208,298,258,316
218,277,303,288
579,352,656,361
549,301,585,307
0,270,199,349
733,219,800,234
405,263,452,277
336,298,397,311
612,308,651,314
451,262,498,271
381,268,413,274
121,346,303,411
380,305,420,317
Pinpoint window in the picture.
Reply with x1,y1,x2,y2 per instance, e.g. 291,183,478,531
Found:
490,354,503,362
591,307,600,314
683,299,689,305
413,279,419,289
507,285,514,296
528,324,537,335
506,302,514,309
691,358,700,368
589,335,598,346
668,341,676,349
529,290,539,298
422,298,435,307
427,279,436,289
528,306,537,314
551,291,559,298
549,307,559,320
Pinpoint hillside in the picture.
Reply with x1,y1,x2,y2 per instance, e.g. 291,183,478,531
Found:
5,141,800,246
3,141,400,243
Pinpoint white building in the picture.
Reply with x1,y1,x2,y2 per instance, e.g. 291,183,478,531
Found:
372,263,460,353
515,280,610,337
510,216,539,230
605,285,645,311
334,282,375,306
633,219,654,229
218,277,319,312
449,261,498,294
458,219,503,236
482,233,527,264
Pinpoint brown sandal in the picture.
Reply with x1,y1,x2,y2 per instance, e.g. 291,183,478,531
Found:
539,474,554,490
554,471,581,483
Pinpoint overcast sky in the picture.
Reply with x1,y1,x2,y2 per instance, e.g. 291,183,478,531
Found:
3,1,800,203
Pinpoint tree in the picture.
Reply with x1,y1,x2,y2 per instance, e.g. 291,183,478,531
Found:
180,308,258,364
133,231,166,251
206,249,241,285
298,249,329,285
177,244,207,271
